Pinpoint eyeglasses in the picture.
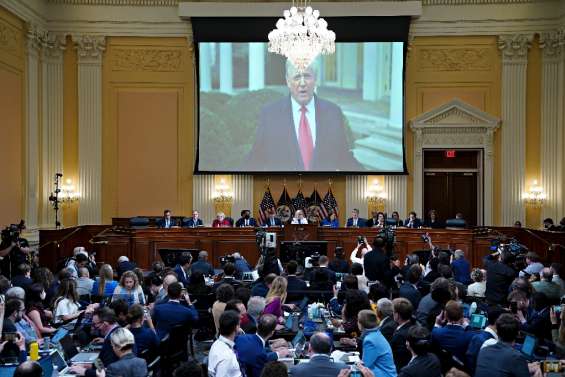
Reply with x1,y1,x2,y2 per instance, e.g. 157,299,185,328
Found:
290,73,314,84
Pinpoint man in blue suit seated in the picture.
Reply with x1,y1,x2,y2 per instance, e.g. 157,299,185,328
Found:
190,250,215,277
346,208,367,228
184,210,203,227
235,314,290,377
233,252,252,279
153,282,199,340
264,210,282,227
156,209,177,228
404,212,422,228
174,253,192,287
431,300,475,363
235,209,258,228
475,314,533,377
358,309,397,377
285,260,308,303
290,332,347,377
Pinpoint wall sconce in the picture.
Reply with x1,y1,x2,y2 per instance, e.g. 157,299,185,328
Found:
60,178,80,205
523,180,546,208
213,178,233,204
366,180,387,207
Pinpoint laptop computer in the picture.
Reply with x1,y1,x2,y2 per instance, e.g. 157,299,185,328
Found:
60,334,99,364
470,314,487,329
520,334,538,361
51,327,70,345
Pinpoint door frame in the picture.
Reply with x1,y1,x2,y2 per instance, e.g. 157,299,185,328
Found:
423,149,483,226
409,99,500,226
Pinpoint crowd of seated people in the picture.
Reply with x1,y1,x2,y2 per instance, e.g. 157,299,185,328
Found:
4,223,565,377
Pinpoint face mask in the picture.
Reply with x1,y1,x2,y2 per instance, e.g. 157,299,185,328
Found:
244,214,250,219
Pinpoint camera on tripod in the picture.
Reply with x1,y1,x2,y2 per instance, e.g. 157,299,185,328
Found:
219,254,236,266
1,220,25,245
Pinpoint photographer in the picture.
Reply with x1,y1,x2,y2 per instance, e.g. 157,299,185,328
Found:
0,226,32,280
484,249,517,305
350,236,372,265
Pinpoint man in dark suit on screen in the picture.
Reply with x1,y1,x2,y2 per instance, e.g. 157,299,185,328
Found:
243,60,362,172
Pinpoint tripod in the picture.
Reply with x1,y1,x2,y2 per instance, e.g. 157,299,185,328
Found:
48,173,63,229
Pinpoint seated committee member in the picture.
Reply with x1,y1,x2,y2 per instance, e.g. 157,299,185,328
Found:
291,209,308,224
404,211,422,228
320,211,339,228
346,208,367,228
184,210,203,227
235,210,257,227
156,209,177,228
366,211,385,228
212,212,232,227
423,209,444,229
241,60,362,172
264,210,282,227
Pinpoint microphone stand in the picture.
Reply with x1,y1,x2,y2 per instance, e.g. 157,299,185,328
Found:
48,173,63,229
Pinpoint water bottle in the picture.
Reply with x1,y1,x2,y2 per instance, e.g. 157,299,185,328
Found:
43,337,50,351
30,342,39,361
470,301,477,315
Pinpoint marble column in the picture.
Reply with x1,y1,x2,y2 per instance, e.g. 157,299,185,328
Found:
193,175,216,226
497,34,531,226
248,43,265,91
40,33,66,228
24,24,43,230
539,31,564,222
232,175,254,219
219,43,233,94
346,175,368,218
384,175,407,218
340,43,358,89
73,35,105,225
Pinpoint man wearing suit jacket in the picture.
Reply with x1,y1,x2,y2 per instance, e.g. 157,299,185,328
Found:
475,314,531,377
243,60,362,172
264,211,282,227
399,326,441,377
431,300,475,363
184,210,203,227
404,212,422,229
290,332,347,377
190,250,215,276
286,261,308,303
235,314,289,377
235,210,258,228
346,209,367,228
391,298,417,372
105,328,148,377
173,254,192,287
376,298,398,342
153,282,199,340
156,209,177,228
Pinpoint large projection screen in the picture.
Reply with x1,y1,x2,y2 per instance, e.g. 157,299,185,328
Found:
193,17,409,174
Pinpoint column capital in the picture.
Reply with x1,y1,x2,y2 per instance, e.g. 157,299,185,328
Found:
497,34,533,62
539,29,565,60
26,22,46,55
42,33,66,60
72,35,106,62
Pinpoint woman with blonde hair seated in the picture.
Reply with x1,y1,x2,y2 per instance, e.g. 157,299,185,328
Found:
91,264,118,298
112,270,145,306
263,276,288,322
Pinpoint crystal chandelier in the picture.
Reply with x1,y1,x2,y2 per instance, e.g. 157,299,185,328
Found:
523,180,546,208
268,1,335,73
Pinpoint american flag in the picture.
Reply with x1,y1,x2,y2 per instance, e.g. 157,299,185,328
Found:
292,190,308,213
309,189,323,207
277,186,293,209
321,188,339,219
258,188,276,225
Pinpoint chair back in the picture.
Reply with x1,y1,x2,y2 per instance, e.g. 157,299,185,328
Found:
129,217,150,228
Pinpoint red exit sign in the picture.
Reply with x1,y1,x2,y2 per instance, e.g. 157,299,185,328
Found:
445,150,457,158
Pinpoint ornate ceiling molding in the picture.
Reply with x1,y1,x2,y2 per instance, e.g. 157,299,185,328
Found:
539,28,565,59
72,34,106,60
44,0,557,5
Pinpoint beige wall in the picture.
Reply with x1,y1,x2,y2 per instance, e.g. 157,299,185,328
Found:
102,37,194,223
0,6,25,226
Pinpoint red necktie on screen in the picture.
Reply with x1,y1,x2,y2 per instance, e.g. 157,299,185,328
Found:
298,106,313,170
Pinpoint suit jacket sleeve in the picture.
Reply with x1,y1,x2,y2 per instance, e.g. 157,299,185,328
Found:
362,338,379,370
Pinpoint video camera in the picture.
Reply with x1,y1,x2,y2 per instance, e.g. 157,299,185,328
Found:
219,254,236,266
305,252,321,269
1,220,25,245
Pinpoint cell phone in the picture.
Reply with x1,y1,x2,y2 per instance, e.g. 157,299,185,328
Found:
336,282,342,290
94,358,104,372
553,305,562,315
543,360,562,373
2,332,17,342
350,365,362,377
510,301,518,314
